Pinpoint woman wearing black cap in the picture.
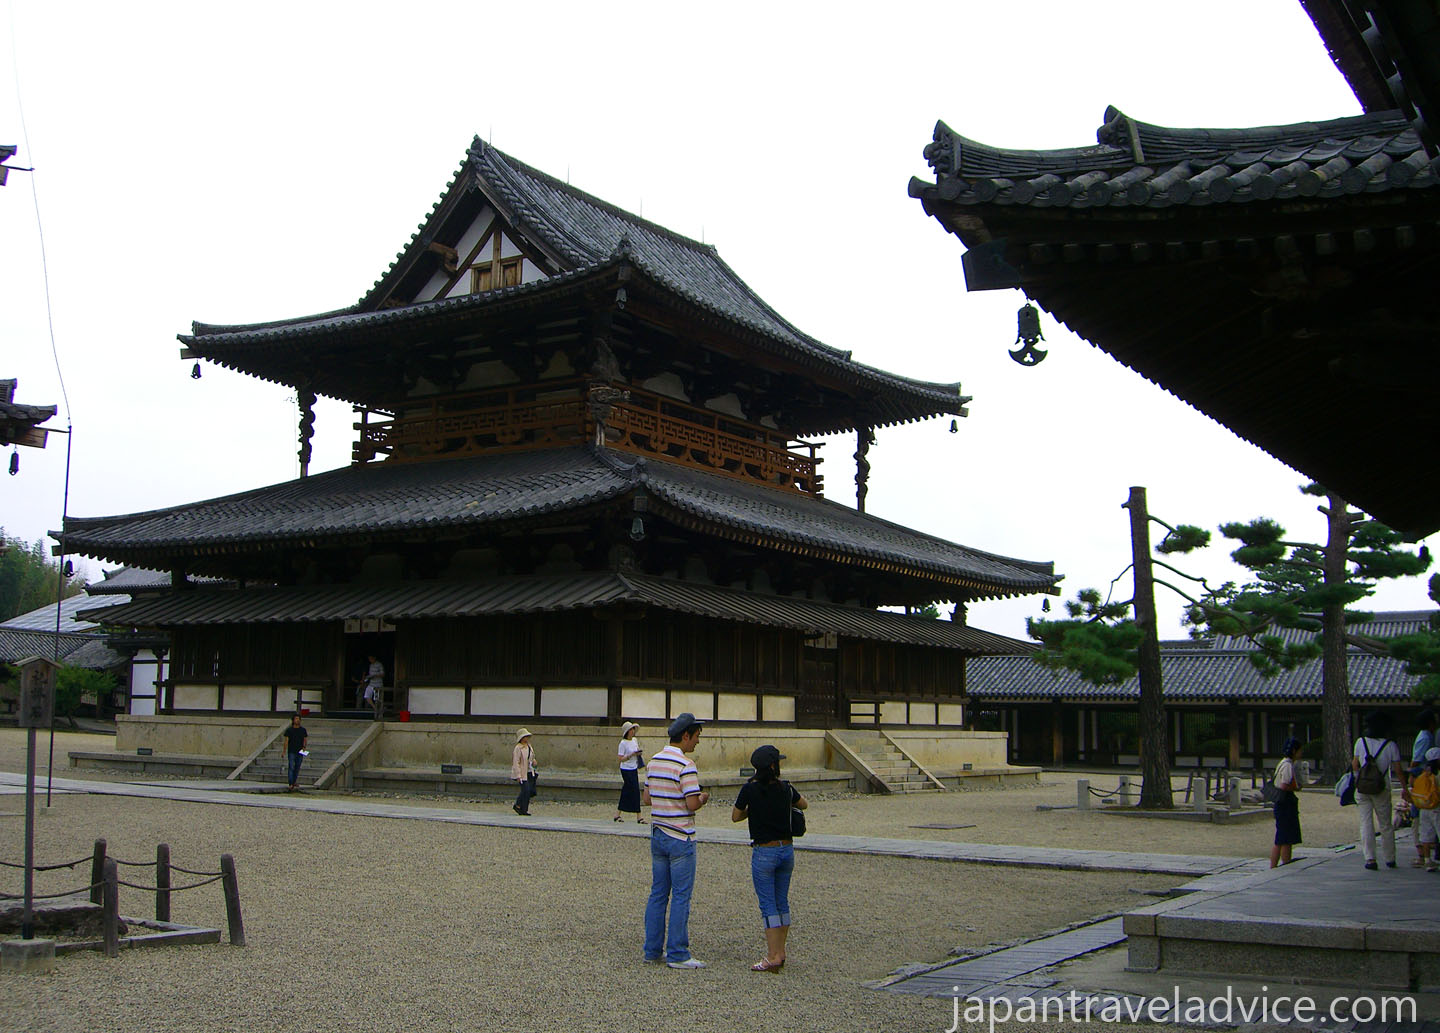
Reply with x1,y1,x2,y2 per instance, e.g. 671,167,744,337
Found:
1270,737,1303,867
732,744,807,972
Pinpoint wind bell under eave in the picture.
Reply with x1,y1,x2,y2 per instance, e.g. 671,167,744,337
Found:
1010,302,1047,366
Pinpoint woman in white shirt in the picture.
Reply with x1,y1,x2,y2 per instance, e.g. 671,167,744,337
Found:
1352,710,1408,870
1270,737,1302,867
615,721,645,823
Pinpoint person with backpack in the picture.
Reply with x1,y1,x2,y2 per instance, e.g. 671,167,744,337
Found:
1352,710,1408,870
1270,737,1303,867
1412,746,1440,872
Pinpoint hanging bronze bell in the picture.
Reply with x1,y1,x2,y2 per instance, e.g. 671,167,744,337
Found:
1010,303,1047,366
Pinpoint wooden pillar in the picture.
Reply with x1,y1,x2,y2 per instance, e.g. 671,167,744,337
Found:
1227,703,1241,770
854,427,873,513
1050,698,1063,768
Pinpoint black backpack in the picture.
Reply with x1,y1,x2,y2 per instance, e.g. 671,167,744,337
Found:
1357,738,1391,795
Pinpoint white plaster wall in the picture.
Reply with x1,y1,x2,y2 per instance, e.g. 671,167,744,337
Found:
222,685,271,711
880,701,908,724
909,702,937,725
762,696,795,722
174,685,219,710
469,687,534,716
702,393,745,418
408,688,467,715
129,651,159,716
540,688,607,717
669,691,714,721
938,703,965,725
717,693,758,721
621,688,667,718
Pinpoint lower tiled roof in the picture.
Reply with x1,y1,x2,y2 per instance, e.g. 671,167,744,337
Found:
0,628,101,666
60,447,1058,598
78,572,1032,653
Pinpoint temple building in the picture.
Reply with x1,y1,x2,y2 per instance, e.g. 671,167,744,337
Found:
909,0,1440,537
65,140,1058,743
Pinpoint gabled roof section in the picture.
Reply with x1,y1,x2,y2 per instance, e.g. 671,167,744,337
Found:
57,446,1058,601
182,140,970,427
911,109,1436,212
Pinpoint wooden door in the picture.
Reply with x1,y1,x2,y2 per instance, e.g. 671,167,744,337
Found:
798,645,838,728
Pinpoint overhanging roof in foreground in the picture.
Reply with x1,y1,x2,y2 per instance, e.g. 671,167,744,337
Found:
78,571,1033,654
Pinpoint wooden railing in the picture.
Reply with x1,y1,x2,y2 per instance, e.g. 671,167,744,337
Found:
353,380,823,495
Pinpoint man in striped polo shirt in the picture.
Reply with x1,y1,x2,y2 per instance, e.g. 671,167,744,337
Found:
642,712,710,969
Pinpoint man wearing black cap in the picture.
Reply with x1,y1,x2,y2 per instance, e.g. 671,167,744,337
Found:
642,712,709,969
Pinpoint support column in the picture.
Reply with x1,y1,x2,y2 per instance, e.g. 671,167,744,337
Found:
1227,702,1241,770
1050,699,1063,768
854,427,873,513
297,384,316,478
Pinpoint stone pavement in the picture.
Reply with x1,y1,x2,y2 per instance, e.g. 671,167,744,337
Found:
0,770,1243,876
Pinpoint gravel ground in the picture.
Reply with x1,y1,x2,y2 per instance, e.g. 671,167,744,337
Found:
4,730,1366,859
1,790,1180,1033
0,731,1210,1032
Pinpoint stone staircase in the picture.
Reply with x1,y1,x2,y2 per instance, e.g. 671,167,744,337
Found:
829,730,946,793
234,720,373,788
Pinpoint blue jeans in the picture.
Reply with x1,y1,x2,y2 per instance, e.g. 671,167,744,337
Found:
286,752,303,786
751,844,794,928
644,828,697,962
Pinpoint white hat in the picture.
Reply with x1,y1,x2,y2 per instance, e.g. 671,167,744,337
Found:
1426,746,1440,763
620,721,640,737
515,728,532,743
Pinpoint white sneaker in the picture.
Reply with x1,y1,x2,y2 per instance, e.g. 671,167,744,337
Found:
666,958,706,970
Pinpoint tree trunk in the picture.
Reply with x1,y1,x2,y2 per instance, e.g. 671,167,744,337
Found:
1127,486,1173,808
1321,492,1353,783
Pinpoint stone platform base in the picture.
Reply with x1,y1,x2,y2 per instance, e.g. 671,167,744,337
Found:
1,937,55,973
1125,852,1440,991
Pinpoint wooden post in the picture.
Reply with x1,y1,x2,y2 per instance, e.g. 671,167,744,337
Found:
155,844,171,923
220,854,245,946
102,857,119,958
89,839,106,905
1227,703,1242,771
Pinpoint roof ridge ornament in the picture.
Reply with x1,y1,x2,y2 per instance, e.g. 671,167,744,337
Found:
1098,106,1145,163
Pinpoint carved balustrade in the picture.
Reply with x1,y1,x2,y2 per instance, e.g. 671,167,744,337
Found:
353,380,823,496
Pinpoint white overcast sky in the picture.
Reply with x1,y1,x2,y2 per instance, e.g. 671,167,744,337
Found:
1,0,1433,639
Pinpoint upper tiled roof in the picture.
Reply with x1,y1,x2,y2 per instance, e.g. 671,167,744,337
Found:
911,109,1438,211
1,591,131,634
184,141,969,428
78,571,1034,654
85,566,227,595
59,446,1058,599
967,610,1435,702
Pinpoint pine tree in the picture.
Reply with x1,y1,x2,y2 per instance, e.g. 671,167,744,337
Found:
0,530,87,622
1187,485,1430,781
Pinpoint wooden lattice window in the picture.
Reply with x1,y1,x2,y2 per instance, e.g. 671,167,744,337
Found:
471,256,522,293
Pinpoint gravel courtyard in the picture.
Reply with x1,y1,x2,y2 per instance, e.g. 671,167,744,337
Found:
0,731,1243,1032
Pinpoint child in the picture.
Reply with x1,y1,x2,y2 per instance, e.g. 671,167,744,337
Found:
1411,746,1440,872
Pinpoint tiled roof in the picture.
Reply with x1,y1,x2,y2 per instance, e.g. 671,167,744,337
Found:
642,458,1057,597
78,572,1032,653
87,567,226,595
1,591,130,634
185,141,969,428
0,628,94,664
967,611,1436,703
0,377,57,445
911,109,1438,211
59,446,1058,598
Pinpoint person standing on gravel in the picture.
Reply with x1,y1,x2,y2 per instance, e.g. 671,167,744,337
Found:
732,744,806,971
615,721,645,823
282,713,308,792
642,712,709,969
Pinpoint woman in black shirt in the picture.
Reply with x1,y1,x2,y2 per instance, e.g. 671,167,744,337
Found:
732,744,807,972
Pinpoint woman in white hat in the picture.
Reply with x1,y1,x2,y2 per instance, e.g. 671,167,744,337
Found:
615,721,645,823
512,728,537,816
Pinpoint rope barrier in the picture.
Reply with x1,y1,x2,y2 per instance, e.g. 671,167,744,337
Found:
0,882,102,901
1087,785,1125,798
116,874,224,894
0,856,86,871
108,857,159,868
168,864,222,878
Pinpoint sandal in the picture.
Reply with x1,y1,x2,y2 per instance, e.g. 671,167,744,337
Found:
751,958,784,973
614,816,623,822
637,817,648,824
